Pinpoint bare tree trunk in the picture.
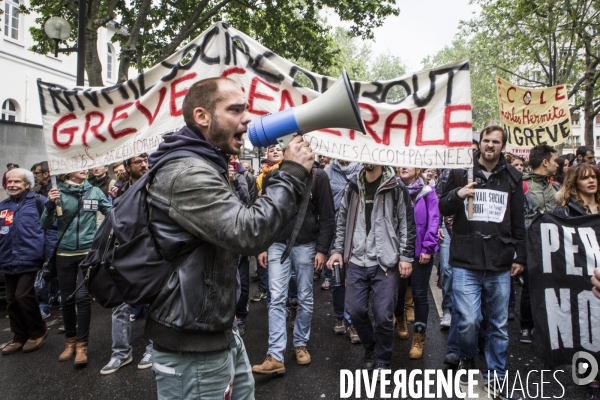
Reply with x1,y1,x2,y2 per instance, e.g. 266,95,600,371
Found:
583,54,598,147
85,23,104,87
117,0,152,83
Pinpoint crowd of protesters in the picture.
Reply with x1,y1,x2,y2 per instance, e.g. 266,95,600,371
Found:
2,78,600,400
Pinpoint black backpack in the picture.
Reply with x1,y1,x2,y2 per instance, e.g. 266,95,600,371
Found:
81,150,201,308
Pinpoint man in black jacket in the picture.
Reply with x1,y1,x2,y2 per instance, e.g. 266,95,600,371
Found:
440,126,525,399
252,161,335,375
145,77,315,399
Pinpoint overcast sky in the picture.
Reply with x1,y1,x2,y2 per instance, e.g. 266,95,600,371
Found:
328,0,480,73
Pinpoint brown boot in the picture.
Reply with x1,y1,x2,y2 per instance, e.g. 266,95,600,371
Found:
409,332,425,359
396,314,409,339
405,287,415,322
74,341,88,366
58,337,76,361
252,354,285,375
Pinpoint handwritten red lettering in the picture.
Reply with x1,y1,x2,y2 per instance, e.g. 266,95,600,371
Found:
507,87,516,103
384,109,411,147
108,102,137,139
82,112,106,147
555,86,565,101
359,103,383,144
52,113,78,149
416,109,444,146
135,87,166,126
248,77,279,116
169,72,198,117
444,104,472,147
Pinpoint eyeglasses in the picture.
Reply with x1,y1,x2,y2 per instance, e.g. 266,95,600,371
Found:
33,171,44,175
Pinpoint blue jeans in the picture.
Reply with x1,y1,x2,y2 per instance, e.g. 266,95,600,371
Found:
112,303,132,360
439,224,452,311
267,242,316,362
152,329,254,400
395,258,434,326
345,262,399,364
452,267,510,379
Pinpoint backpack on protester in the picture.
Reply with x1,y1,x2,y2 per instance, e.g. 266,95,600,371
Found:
80,150,202,308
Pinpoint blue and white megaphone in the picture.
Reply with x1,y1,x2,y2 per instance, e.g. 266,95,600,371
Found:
248,70,367,149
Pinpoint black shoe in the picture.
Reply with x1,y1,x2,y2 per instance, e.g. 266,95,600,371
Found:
363,350,375,370
313,272,321,281
457,357,476,385
443,354,460,368
250,273,258,282
485,376,523,400
519,328,533,344
508,308,515,321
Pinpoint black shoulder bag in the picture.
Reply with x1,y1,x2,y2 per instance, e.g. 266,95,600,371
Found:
42,188,93,281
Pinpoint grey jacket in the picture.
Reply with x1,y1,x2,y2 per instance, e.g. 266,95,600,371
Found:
146,156,306,352
331,166,416,271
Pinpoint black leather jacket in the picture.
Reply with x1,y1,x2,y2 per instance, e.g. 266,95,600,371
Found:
553,198,588,217
146,156,307,352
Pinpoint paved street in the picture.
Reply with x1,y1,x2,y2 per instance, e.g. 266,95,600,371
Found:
0,266,590,400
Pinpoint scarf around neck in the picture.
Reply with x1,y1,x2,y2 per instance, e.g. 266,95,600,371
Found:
405,177,424,201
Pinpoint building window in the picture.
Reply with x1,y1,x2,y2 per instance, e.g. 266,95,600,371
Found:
107,44,114,81
1,100,18,122
596,136,600,147
4,0,20,41
596,115,600,125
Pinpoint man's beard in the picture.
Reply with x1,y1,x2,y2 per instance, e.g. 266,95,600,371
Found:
209,117,239,155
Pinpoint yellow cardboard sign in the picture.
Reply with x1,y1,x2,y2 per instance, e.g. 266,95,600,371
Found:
496,76,571,148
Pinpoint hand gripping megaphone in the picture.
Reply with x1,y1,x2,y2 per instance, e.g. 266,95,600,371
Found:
248,70,367,149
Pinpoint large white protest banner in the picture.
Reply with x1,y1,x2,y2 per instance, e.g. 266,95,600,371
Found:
38,22,474,175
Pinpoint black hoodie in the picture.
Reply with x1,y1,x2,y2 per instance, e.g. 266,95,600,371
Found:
149,125,229,171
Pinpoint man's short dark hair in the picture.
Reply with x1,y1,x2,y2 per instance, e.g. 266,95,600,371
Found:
124,153,148,167
479,125,507,146
528,144,556,170
182,78,228,126
472,139,479,148
37,161,49,174
7,163,18,169
30,163,39,172
576,146,593,158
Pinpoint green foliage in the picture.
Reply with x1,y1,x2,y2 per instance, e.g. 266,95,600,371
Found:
24,0,399,84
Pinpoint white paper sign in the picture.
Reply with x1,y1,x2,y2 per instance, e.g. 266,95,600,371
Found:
465,189,508,223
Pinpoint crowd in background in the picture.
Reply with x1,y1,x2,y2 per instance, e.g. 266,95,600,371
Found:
1,136,600,400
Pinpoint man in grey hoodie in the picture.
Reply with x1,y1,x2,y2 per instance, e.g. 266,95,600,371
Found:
327,163,415,372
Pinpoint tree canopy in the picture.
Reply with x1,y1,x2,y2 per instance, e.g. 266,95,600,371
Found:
23,0,399,87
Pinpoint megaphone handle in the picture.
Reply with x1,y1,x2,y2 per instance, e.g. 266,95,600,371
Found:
277,133,298,150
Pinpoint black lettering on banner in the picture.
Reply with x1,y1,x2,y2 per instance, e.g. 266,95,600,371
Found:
69,90,85,111
247,51,285,84
381,80,411,105
231,34,250,67
83,89,100,108
100,87,115,105
224,30,232,65
289,65,319,90
362,82,383,103
49,87,75,113
559,119,571,138
117,83,130,100
321,76,332,94
200,25,221,65
412,71,436,107
127,79,140,100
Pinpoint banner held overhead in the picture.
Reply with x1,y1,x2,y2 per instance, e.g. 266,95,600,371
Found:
38,22,474,175
496,76,572,148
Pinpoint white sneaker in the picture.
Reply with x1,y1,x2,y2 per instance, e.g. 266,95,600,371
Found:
100,356,132,375
138,351,153,369
440,309,452,329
